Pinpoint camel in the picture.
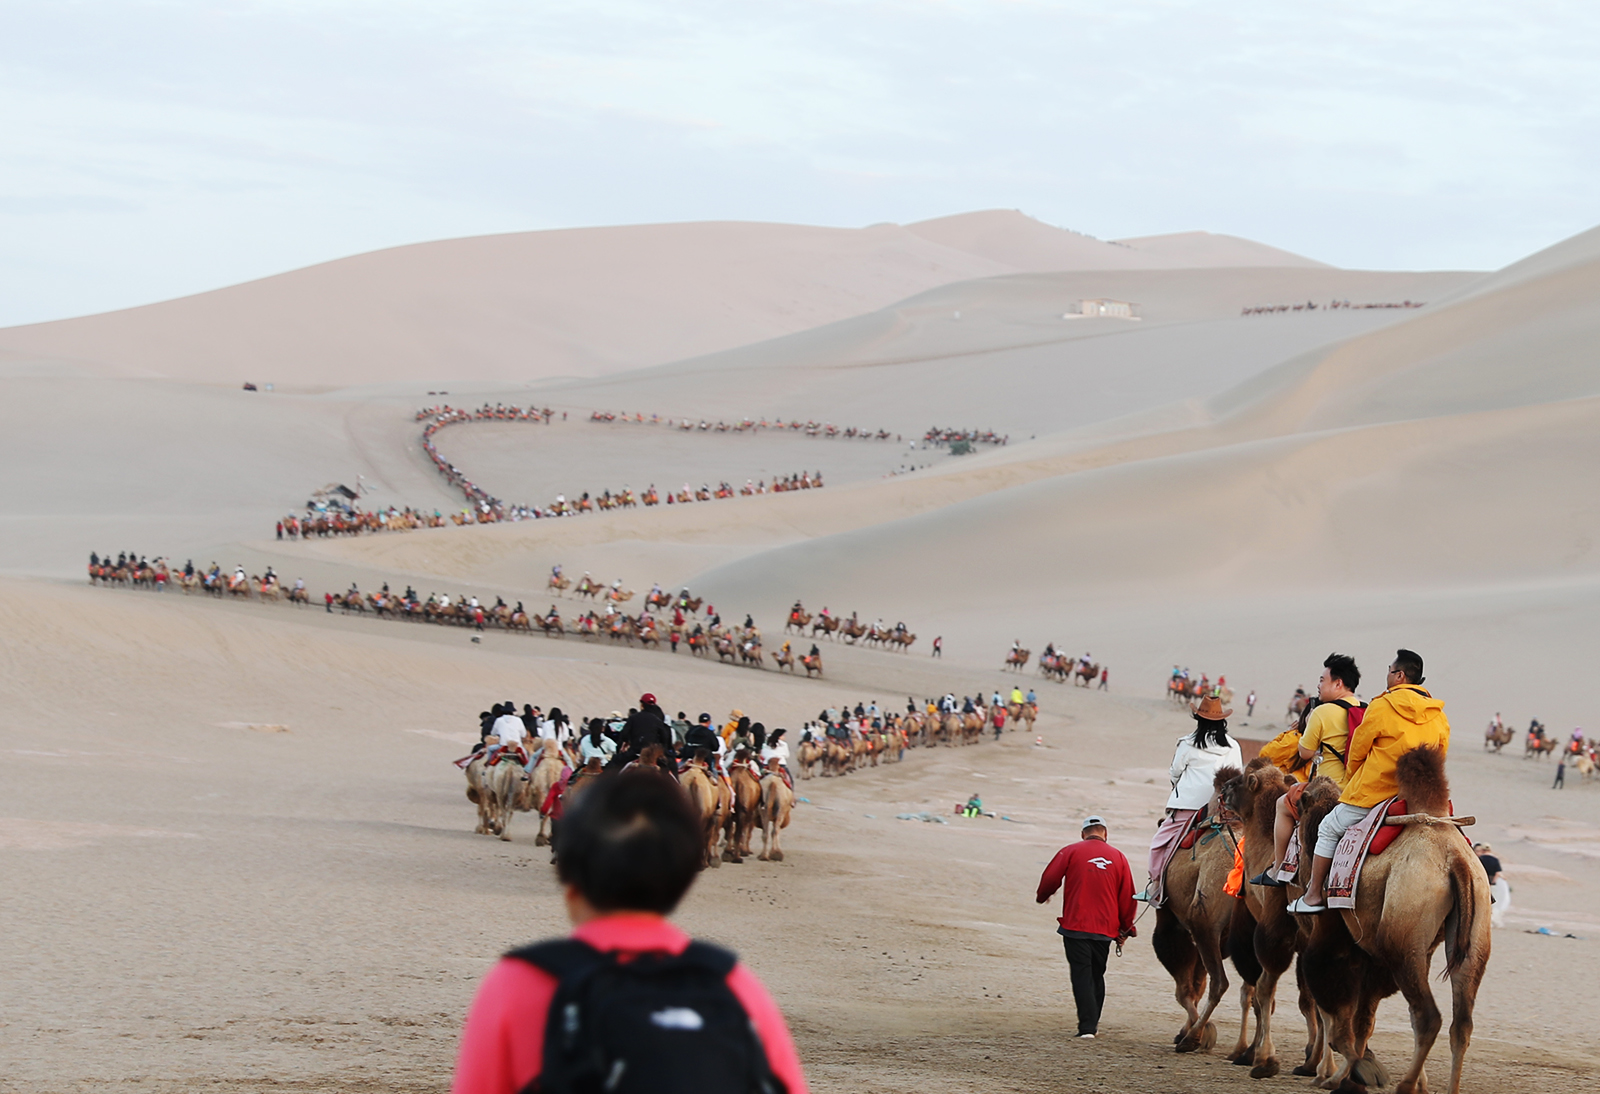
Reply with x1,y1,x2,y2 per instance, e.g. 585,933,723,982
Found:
1005,648,1031,671
680,763,728,868
482,753,532,842
739,642,765,669
726,758,763,862
801,653,823,678
528,741,566,846
757,762,794,861
463,755,498,835
1074,661,1100,687
1483,723,1514,752
1297,747,1490,1094
1007,701,1037,733
1218,762,1325,1079
811,615,839,640
1151,767,1250,1055
785,610,812,633
1524,733,1556,759
797,737,824,778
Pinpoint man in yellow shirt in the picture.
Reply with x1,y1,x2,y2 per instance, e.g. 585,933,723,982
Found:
1289,649,1451,913
1252,653,1363,887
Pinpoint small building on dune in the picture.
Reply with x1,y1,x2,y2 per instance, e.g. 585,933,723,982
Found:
1076,298,1139,319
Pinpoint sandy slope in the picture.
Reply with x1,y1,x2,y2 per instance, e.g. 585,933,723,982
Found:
0,211,1329,390
1,578,1593,1092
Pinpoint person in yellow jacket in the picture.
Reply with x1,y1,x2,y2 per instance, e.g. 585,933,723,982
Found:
1289,649,1450,913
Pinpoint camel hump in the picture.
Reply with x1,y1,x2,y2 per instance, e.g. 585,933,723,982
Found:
1395,745,1450,816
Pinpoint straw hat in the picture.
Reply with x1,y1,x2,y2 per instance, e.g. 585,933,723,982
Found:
1191,694,1233,721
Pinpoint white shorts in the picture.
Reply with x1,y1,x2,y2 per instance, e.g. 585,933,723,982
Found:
1314,802,1374,859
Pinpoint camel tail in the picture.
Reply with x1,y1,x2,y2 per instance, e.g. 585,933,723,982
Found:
1394,745,1450,816
1443,849,1479,978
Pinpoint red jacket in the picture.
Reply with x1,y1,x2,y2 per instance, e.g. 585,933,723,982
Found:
1036,837,1137,941
452,913,807,1094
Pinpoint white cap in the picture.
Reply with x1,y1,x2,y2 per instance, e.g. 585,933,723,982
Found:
1082,815,1107,830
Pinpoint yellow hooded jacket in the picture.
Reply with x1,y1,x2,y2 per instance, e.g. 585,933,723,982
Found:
1257,727,1313,783
1341,685,1450,808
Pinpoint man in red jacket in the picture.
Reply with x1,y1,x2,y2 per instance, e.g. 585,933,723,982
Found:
1036,815,1137,1039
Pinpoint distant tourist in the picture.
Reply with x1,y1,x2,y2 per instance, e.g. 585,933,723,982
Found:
1474,843,1510,928
451,770,807,1093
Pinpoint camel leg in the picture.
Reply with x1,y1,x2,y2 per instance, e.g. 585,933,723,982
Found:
497,800,513,842
1294,962,1326,1077
1177,934,1230,1053
758,816,772,860
1390,957,1443,1094
1228,980,1255,1064
1152,909,1206,1046
770,822,784,862
1443,956,1482,1094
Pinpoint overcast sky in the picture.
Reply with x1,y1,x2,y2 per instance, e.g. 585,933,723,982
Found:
4,1,1598,326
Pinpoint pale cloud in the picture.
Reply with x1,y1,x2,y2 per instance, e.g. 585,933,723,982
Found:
1,0,1597,325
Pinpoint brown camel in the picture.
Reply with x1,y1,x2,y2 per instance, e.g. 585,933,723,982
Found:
527,741,565,846
757,762,794,861
1007,701,1037,733
679,763,727,869
725,756,763,861
1296,747,1490,1094
1151,767,1250,1055
1218,761,1325,1079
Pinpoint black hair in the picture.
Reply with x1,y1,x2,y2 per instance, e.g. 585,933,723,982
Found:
768,728,786,744
1324,652,1360,692
554,770,703,913
1394,648,1425,684
1190,718,1231,749
588,718,605,743
751,723,767,751
737,716,751,735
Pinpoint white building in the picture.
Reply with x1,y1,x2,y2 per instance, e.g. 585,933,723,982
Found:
1078,298,1139,319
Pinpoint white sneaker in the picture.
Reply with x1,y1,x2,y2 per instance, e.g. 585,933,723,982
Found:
1078,1033,1096,1039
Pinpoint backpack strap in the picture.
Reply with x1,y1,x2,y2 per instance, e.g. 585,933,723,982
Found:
1324,698,1369,767
507,938,610,979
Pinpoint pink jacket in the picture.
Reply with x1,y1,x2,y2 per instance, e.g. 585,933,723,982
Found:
452,912,808,1094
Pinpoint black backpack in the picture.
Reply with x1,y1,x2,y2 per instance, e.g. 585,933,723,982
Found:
508,939,787,1094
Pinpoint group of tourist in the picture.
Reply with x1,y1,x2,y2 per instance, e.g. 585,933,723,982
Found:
591,411,902,442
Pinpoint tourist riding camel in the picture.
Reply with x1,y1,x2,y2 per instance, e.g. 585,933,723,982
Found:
1251,653,1365,887
1147,694,1242,905
1288,648,1450,913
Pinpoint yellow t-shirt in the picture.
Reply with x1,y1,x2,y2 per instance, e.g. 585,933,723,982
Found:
1300,699,1362,789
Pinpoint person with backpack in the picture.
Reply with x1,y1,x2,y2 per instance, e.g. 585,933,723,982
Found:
451,769,807,1094
1252,653,1364,887
1289,649,1450,913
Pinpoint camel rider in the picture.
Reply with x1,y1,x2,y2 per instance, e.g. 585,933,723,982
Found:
551,563,562,579
1252,653,1364,887
183,560,194,578
809,644,820,660
781,640,791,657
294,577,305,593
1011,687,1025,707
745,613,755,629
1289,649,1450,913
1026,689,1037,707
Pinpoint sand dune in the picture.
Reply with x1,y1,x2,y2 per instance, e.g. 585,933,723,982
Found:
0,212,1334,390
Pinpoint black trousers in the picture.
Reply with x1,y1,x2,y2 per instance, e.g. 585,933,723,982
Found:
1061,935,1111,1034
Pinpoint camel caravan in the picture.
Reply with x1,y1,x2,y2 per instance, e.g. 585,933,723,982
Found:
460,700,798,867
412,401,830,530
1004,642,1106,687
784,604,917,652
590,409,905,443
1146,656,1489,1094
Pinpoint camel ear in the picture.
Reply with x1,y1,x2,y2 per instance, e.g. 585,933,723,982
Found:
1245,772,1262,794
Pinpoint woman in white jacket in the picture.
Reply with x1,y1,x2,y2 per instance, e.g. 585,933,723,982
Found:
1146,694,1242,905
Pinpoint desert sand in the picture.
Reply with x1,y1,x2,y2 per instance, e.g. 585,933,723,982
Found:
3,211,1598,1092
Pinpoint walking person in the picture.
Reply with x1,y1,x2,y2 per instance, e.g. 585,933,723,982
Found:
932,636,942,658
1474,843,1510,928
451,770,808,1094
1247,690,1257,718
1035,815,1137,1039
1553,754,1566,788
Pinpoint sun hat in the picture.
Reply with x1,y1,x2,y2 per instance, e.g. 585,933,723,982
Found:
1191,694,1233,721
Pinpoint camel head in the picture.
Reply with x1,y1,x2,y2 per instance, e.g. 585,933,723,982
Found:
1224,760,1291,822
